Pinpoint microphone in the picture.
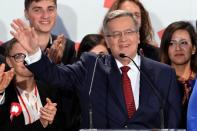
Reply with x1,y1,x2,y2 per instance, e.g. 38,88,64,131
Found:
119,53,164,128
88,53,104,129
89,53,104,95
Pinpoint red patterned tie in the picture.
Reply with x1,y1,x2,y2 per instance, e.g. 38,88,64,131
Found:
121,66,136,118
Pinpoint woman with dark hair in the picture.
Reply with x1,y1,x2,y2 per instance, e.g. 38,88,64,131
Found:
77,34,108,59
108,0,159,61
160,21,197,128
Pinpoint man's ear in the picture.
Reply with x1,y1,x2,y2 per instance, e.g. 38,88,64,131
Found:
6,57,13,68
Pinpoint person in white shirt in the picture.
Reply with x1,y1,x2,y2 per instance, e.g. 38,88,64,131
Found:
0,38,60,131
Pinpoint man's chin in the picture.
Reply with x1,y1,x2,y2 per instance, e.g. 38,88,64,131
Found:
40,29,52,33
37,27,53,33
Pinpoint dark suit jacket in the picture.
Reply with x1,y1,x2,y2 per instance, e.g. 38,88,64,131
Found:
138,42,160,61
27,52,181,129
0,81,64,131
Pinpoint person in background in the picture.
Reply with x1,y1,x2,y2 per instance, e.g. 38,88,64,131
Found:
77,34,109,59
21,0,79,130
0,38,63,131
0,0,76,64
108,0,159,61
10,10,181,129
160,21,197,129
187,77,197,131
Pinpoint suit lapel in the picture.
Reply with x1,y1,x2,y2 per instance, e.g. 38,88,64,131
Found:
108,56,127,116
138,56,156,109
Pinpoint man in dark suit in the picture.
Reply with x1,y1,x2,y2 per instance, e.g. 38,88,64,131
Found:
10,10,181,129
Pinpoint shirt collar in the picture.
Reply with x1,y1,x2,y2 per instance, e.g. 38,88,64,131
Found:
16,86,36,97
116,54,141,72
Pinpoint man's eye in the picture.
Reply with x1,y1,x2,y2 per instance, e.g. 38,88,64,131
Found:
48,7,56,12
112,33,121,37
126,30,134,34
33,9,41,13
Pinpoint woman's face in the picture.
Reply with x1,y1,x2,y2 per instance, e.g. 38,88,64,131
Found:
168,29,196,67
90,44,109,55
6,42,33,78
119,1,141,27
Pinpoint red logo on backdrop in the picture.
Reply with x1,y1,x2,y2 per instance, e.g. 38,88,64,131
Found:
104,0,115,8
10,102,22,121
157,28,165,40
75,42,80,52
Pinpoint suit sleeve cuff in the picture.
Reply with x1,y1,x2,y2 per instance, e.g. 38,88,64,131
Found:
25,48,42,65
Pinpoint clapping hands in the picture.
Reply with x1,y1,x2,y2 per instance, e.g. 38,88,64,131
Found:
0,64,14,94
40,98,57,128
45,34,66,64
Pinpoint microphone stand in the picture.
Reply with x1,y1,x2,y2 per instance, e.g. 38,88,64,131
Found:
88,53,103,129
119,53,164,129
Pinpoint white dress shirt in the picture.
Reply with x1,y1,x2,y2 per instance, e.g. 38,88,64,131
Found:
16,86,43,125
0,92,5,104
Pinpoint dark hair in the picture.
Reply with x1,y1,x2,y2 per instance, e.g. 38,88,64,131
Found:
160,21,197,73
77,34,106,59
25,0,57,10
5,38,18,57
1,38,19,71
109,0,154,44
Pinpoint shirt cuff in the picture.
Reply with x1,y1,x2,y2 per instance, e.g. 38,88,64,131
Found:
0,92,5,105
25,48,42,65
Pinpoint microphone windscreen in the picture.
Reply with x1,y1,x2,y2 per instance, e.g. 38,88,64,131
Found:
119,53,126,58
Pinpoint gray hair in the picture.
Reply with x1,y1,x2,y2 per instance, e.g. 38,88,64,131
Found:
103,10,139,34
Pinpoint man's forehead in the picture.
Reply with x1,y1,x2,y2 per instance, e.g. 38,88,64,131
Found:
107,16,135,27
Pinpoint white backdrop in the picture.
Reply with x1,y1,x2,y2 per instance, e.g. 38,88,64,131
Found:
1,0,197,45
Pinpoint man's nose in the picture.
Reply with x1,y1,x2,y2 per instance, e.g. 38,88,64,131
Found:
119,32,127,42
41,10,50,18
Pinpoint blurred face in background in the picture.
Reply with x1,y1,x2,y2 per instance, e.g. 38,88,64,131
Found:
25,0,57,33
90,44,109,55
119,1,141,27
168,29,196,67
